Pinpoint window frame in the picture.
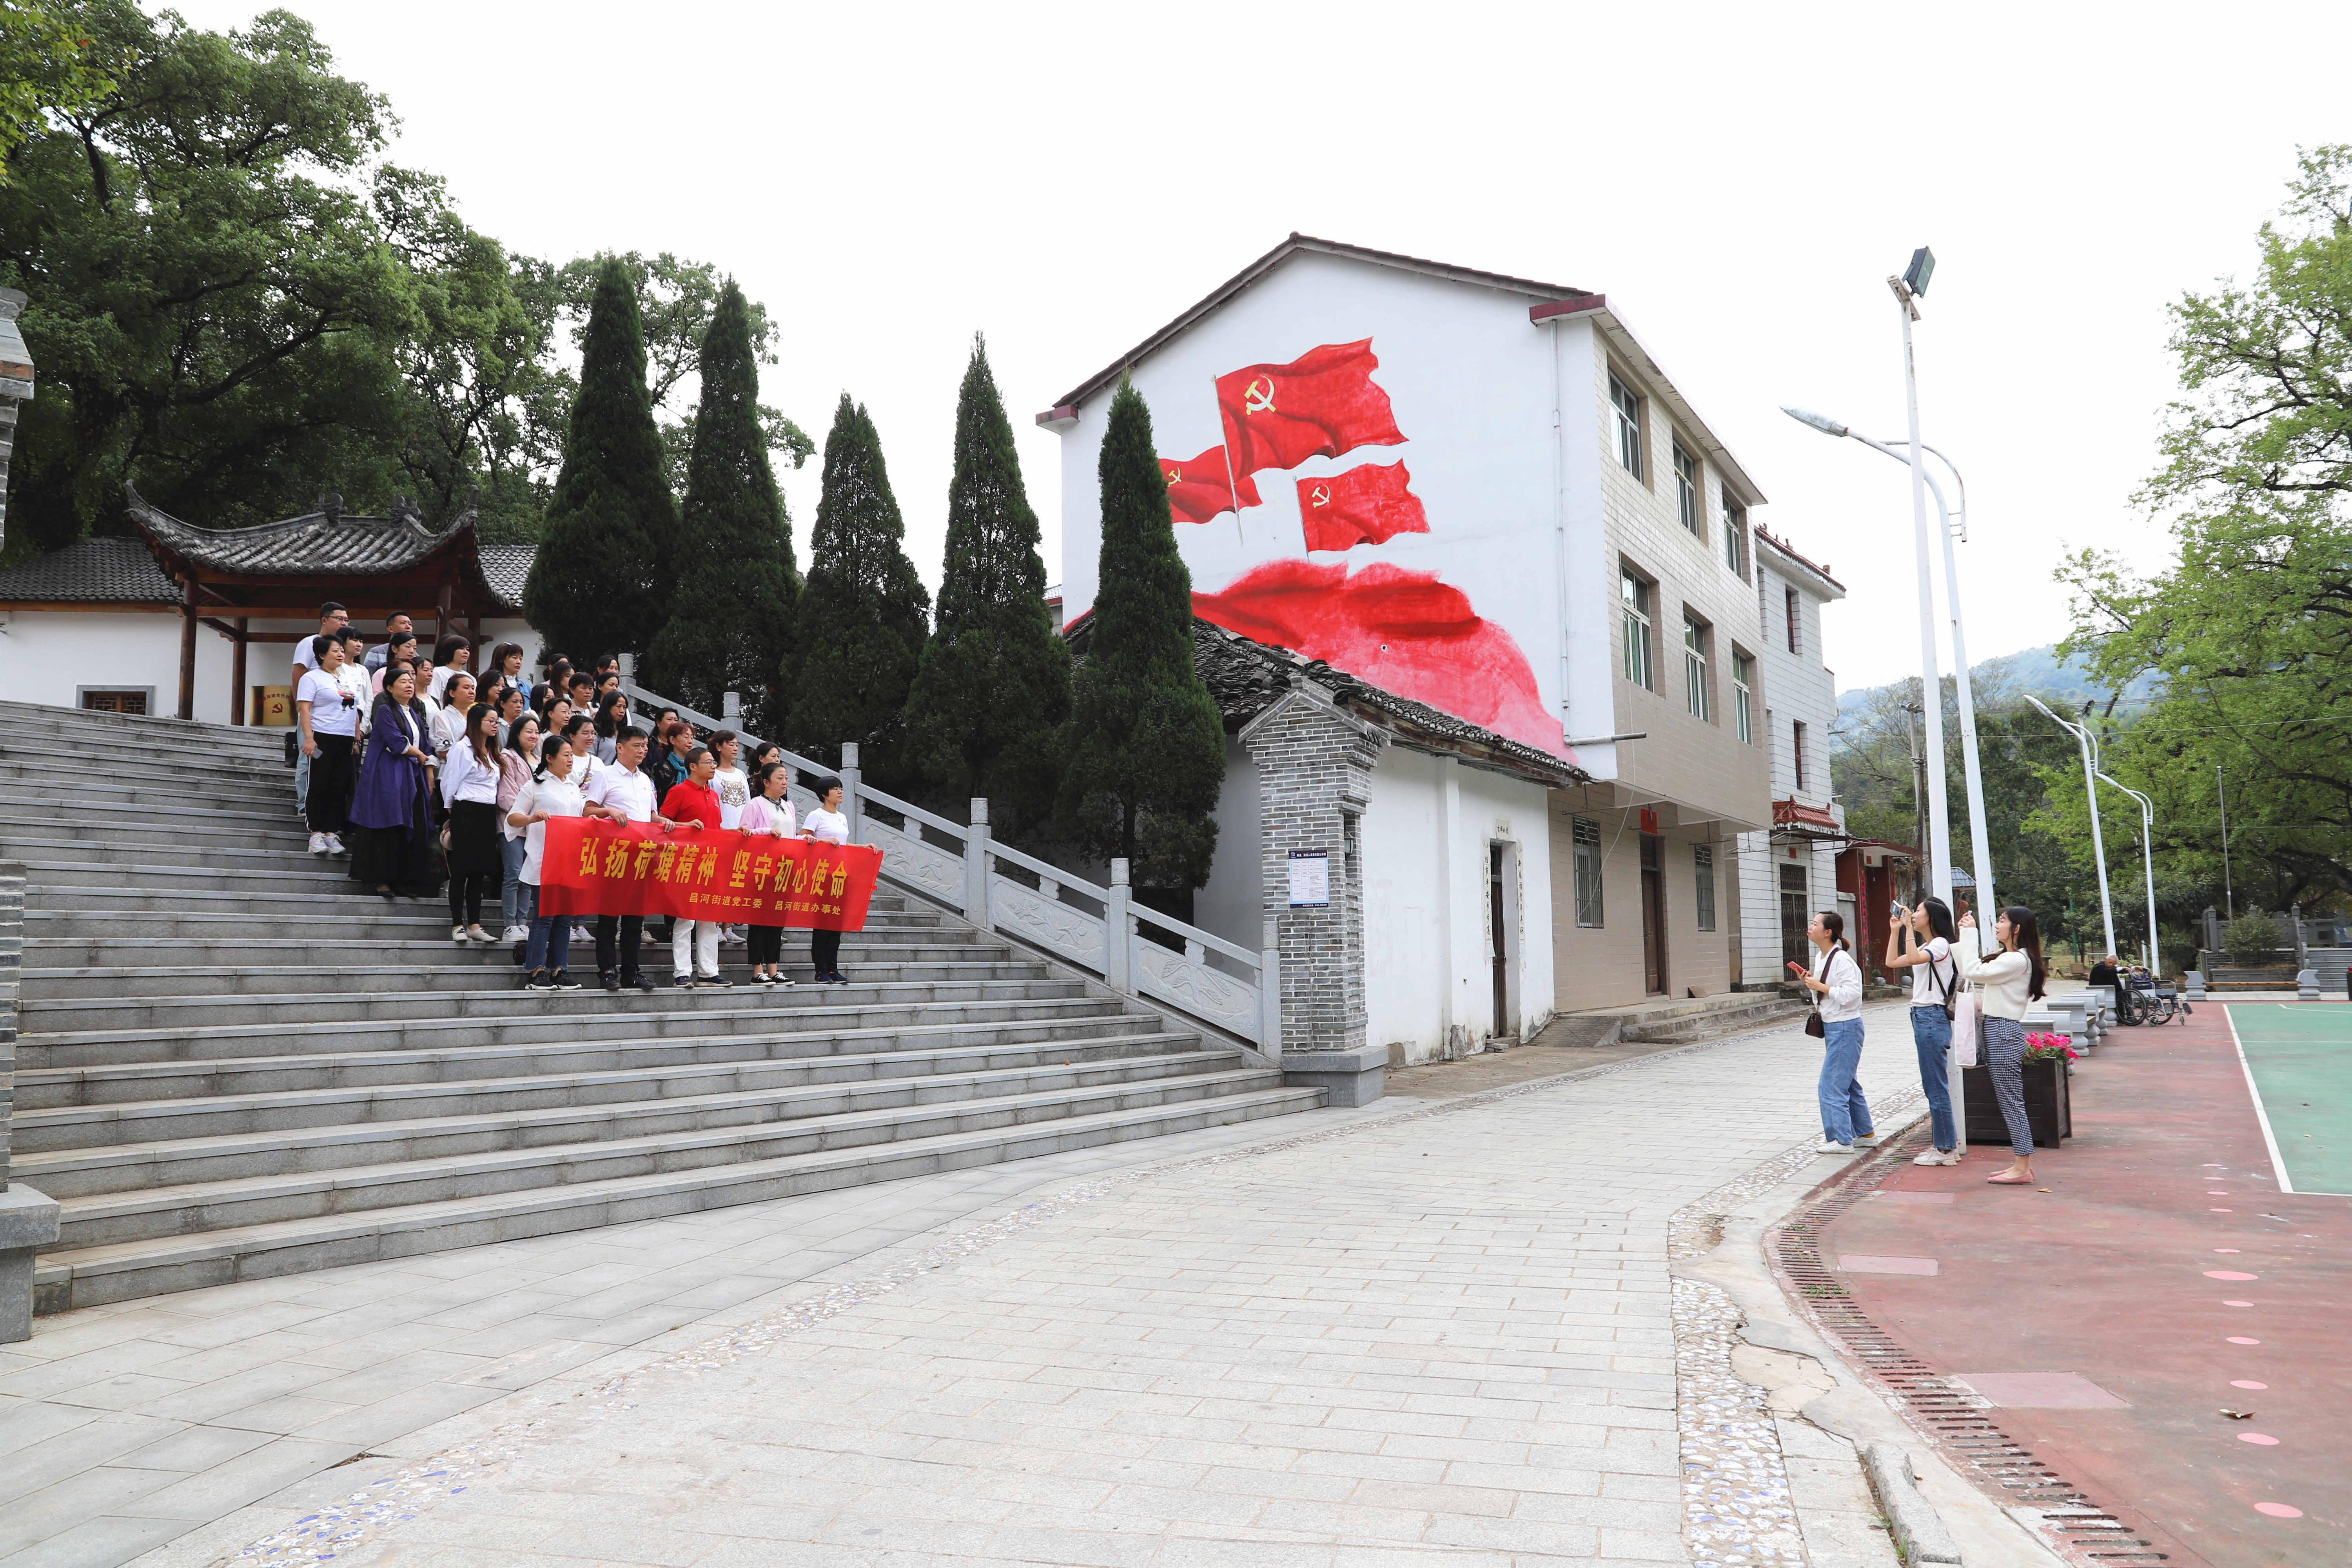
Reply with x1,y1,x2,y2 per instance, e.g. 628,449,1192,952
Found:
1785,584,1802,656
1673,441,1703,539
1609,370,1644,481
1722,497,1748,578
1793,719,1809,791
1572,816,1605,928
1621,568,1655,691
1682,610,1710,722
1694,843,1716,932
1731,650,1755,744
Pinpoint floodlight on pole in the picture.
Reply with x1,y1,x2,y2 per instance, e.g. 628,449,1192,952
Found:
1778,403,1996,920
2028,694,2118,959
2098,772,2162,971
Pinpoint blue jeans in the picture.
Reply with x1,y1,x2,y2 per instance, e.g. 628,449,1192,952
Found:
521,884,571,974
1818,1018,1873,1144
499,834,527,928
294,747,310,811
1909,1005,1956,1151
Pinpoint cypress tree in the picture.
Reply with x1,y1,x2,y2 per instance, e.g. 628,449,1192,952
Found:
782,394,931,782
1055,378,1225,889
642,281,798,729
522,259,677,659
904,335,1072,824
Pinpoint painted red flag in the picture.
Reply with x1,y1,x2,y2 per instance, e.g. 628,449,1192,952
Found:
1297,462,1428,552
1160,445,1260,526
1193,561,1568,759
1216,339,1406,479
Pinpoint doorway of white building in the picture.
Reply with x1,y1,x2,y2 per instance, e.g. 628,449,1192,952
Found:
1779,862,1810,973
1639,834,1668,996
1488,844,1510,1038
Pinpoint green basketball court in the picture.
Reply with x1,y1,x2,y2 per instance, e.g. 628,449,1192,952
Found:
2228,1004,2352,1196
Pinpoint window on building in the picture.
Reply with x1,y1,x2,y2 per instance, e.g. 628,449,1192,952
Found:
1673,443,1702,538
1609,370,1644,480
1732,650,1755,744
1785,584,1802,655
1621,569,1654,690
1683,611,1710,721
1793,720,1809,791
1694,843,1716,931
80,689,151,716
1573,817,1604,927
1722,498,1748,577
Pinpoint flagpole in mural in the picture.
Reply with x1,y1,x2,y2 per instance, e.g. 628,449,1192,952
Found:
1215,378,1247,546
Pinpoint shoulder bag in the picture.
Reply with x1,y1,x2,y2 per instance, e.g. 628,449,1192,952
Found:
1804,950,1828,1038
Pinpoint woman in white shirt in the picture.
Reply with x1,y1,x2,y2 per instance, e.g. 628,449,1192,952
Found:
708,731,751,946
439,704,505,946
430,671,476,762
1885,897,1961,1166
1958,905,2050,1185
1789,909,1872,1154
510,743,589,991
495,714,541,945
295,635,359,856
740,762,797,986
802,776,851,985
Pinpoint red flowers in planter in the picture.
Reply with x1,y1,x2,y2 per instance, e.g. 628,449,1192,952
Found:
2022,1032,2080,1062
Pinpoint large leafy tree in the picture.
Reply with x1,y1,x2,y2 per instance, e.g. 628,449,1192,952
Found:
2062,144,2352,913
522,259,674,661
783,394,930,780
0,0,118,182
642,281,798,729
903,335,1071,824
1056,379,1225,891
0,2,421,551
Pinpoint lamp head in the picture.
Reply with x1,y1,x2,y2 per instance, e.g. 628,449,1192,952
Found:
1781,406,1849,439
1904,246,1936,298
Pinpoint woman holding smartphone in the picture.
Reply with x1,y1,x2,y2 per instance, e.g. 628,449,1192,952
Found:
1790,909,1872,1154
1958,905,2049,1185
1886,897,1961,1166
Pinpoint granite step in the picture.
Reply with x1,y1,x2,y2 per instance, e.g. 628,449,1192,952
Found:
18,953,1031,1001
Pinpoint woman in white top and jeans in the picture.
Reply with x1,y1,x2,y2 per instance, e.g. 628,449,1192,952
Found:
1885,897,1961,1165
1957,904,2049,1185
440,704,505,945
495,713,541,945
510,743,588,991
1790,909,1872,1154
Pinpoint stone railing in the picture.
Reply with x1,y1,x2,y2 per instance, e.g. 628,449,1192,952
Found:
620,681,1280,1055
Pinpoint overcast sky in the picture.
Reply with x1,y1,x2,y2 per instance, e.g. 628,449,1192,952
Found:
170,0,2351,690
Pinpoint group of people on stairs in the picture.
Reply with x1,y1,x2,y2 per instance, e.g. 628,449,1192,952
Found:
290,603,856,994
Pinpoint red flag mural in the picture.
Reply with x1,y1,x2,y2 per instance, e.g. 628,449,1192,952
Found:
1297,463,1428,552
538,818,882,929
1160,445,1261,526
1216,339,1405,480
1194,561,1567,757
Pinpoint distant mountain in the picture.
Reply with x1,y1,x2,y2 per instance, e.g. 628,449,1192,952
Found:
1835,643,2160,735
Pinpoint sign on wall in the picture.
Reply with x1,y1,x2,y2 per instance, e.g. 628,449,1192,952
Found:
1287,849,1330,907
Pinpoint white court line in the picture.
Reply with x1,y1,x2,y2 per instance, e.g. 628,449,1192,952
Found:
2226,1004,2296,1195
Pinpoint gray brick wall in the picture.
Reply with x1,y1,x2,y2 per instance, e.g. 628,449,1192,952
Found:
0,863,22,1190
1242,693,1385,1056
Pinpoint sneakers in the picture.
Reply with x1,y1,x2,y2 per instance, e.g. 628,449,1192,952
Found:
525,970,557,992
552,970,583,991
1815,1140,1855,1155
570,924,593,943
1852,1133,1883,1148
697,973,731,988
465,925,497,946
600,972,621,993
324,834,348,857
309,833,329,855
1913,1149,1962,1166
453,926,471,945
671,973,695,989
502,924,529,944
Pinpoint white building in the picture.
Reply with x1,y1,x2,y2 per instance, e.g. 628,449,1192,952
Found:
1041,235,1785,1051
1732,526,1849,987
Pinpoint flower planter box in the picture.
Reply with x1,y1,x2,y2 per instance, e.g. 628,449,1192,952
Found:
1962,1057,2071,1147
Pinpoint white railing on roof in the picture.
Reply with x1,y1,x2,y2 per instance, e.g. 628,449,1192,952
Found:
620,675,1279,1055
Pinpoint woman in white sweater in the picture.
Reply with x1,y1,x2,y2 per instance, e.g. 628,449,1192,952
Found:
1958,905,2049,1184
1789,909,1873,1154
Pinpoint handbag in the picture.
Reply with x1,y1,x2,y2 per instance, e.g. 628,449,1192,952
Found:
1803,949,1828,1037
1953,986,1980,1067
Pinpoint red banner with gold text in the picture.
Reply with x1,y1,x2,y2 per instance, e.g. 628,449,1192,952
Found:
537,818,882,929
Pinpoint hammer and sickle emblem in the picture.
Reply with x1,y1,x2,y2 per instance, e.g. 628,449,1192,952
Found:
1242,376,1276,416
1163,464,1180,486
1309,484,1331,508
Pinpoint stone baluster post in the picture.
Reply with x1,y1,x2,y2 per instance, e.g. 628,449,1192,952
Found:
965,799,992,929
1259,916,1283,1063
722,691,742,726
1103,858,1132,995
838,742,862,842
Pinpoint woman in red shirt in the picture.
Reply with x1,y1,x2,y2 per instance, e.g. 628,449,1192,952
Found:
660,746,726,987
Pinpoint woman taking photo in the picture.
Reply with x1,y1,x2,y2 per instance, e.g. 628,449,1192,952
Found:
296,633,358,857
740,761,797,985
510,740,588,992
348,665,440,899
1885,897,1961,1166
439,703,506,946
1789,909,1872,1154
1958,905,2049,1184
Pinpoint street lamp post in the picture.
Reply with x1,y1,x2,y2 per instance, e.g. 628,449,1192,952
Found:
1890,253,1951,909
2100,773,2161,971
2027,695,2119,960
1780,406,1996,920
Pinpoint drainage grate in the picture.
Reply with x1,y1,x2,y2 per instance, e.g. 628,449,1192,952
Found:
1767,1138,2187,1566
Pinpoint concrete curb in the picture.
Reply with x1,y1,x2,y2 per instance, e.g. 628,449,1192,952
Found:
1863,1440,1965,1564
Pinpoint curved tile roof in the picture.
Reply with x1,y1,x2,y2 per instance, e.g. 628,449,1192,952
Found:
0,537,179,603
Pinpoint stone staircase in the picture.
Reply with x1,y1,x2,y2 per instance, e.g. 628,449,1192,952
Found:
0,700,1323,1315
1547,990,1812,1049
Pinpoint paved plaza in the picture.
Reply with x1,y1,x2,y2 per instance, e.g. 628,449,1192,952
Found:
3,1005,2057,1568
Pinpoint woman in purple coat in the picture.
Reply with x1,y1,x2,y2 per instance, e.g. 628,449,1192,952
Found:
349,664,444,899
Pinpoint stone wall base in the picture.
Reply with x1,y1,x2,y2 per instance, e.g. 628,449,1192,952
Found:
1282,1044,1389,1107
